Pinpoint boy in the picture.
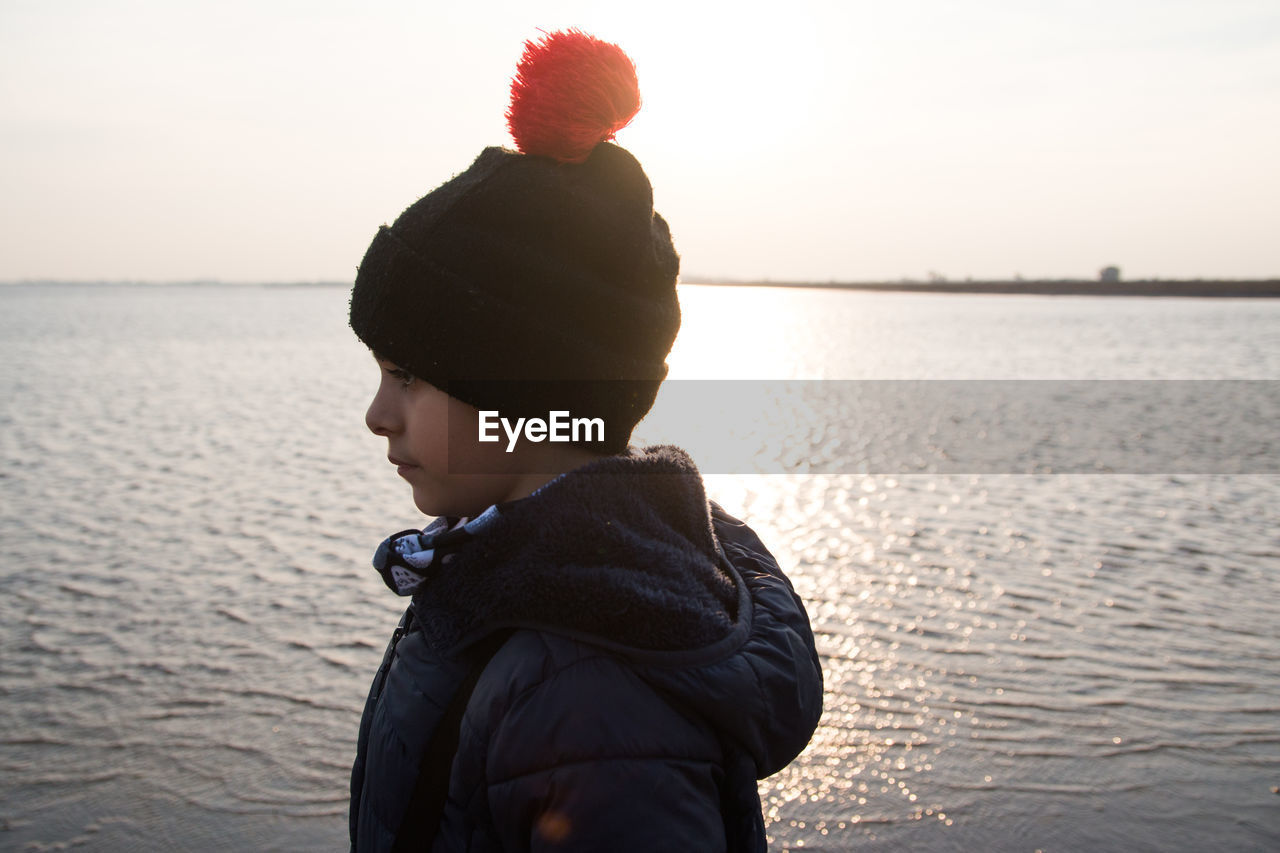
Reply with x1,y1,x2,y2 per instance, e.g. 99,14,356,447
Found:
347,30,823,852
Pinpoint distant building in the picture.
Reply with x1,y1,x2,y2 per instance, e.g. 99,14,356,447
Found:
1100,265,1121,283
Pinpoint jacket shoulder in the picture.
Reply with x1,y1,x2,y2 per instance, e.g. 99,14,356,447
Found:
462,630,725,779
443,629,733,851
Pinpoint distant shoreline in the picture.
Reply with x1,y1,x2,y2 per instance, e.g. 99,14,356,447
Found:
6,278,1280,298
682,279,1280,298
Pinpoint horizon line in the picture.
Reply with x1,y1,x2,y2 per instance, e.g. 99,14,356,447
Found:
5,275,1280,288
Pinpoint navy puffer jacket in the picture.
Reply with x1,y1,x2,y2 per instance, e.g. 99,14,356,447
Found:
350,446,824,851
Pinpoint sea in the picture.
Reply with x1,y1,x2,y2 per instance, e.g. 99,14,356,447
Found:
1,282,1278,851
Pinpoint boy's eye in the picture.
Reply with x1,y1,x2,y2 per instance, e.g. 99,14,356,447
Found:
384,366,414,387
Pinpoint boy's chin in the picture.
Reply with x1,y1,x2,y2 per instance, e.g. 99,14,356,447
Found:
410,486,454,519
410,482,492,520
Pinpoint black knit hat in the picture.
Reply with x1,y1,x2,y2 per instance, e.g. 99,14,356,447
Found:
349,31,680,455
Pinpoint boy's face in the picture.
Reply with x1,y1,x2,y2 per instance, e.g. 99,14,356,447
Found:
365,357,544,518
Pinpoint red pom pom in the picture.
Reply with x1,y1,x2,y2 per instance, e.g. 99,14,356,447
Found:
506,30,641,164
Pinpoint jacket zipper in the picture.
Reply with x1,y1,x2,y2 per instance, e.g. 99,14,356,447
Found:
371,604,415,702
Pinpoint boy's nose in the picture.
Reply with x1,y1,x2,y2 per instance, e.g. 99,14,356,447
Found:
365,390,397,437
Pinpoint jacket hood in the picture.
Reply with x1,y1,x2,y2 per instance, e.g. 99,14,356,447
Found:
388,444,823,776
403,445,737,653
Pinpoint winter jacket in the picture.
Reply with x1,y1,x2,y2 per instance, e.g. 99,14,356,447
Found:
349,445,824,851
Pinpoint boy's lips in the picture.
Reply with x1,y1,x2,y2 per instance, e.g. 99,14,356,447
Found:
388,455,417,474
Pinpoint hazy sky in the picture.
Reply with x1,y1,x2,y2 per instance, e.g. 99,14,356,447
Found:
2,0,1277,283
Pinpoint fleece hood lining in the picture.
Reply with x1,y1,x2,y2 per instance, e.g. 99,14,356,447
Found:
398,445,740,655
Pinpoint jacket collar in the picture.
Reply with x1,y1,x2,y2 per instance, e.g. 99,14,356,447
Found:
375,445,738,653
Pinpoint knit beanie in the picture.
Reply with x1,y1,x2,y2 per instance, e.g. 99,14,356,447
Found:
349,30,680,455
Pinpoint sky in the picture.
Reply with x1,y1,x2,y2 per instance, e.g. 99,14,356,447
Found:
1,0,1278,283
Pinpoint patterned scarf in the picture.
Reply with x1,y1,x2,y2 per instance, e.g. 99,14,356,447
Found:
371,474,570,595
372,505,503,595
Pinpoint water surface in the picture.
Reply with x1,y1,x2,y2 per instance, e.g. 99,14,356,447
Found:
1,284,1277,850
